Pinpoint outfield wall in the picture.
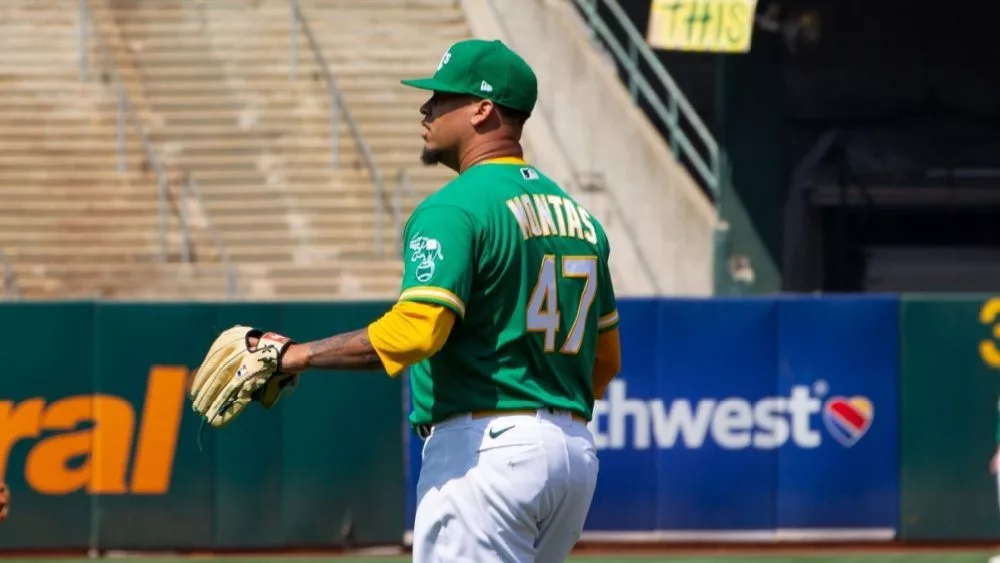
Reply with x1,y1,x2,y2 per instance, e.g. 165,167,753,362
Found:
1,295,999,550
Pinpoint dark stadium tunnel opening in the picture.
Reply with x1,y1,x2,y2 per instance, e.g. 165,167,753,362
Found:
818,205,1000,292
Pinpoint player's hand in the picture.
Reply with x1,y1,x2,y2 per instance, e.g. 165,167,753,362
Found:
0,481,10,522
244,332,307,411
247,334,308,373
990,449,1000,474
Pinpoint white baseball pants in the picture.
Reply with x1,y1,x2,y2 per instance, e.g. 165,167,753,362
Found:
412,409,599,563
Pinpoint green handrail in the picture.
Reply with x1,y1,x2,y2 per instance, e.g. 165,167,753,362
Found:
572,0,720,200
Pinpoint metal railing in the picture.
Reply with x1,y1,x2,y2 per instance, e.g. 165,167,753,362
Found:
78,0,172,262
393,169,415,254
289,0,388,257
178,174,241,300
0,249,19,300
572,0,720,200
78,0,239,299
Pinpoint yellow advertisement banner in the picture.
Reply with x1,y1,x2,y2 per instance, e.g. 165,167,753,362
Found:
646,0,758,53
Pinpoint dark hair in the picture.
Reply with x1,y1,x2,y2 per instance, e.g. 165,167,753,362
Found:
496,104,531,126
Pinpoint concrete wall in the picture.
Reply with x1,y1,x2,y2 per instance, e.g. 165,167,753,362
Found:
460,0,717,296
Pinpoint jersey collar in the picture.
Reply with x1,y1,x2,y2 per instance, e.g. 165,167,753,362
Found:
478,156,528,166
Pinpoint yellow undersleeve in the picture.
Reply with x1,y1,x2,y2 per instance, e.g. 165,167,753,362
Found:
367,301,456,377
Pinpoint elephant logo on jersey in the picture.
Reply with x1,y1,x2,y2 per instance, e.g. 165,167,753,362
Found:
409,234,444,283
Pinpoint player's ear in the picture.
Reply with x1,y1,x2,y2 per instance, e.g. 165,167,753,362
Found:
469,99,497,127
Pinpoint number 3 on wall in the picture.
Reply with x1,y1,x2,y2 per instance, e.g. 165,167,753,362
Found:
980,297,1000,368
527,255,598,355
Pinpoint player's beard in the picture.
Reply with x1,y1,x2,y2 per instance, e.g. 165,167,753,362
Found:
420,147,447,166
421,147,461,172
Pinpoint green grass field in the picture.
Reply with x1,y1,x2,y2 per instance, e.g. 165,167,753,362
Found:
3,553,998,563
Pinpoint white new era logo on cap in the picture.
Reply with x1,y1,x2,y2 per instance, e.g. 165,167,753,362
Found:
480,80,493,92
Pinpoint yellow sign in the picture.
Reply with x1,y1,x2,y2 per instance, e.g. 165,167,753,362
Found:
0,366,187,496
646,0,758,53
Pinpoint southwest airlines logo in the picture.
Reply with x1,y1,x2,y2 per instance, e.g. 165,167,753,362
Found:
589,380,874,451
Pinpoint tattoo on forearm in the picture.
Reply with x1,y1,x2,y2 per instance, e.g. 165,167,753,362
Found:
305,328,384,371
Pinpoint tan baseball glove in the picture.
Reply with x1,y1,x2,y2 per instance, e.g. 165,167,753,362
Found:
189,325,296,428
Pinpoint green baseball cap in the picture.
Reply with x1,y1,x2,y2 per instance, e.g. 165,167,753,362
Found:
400,39,538,115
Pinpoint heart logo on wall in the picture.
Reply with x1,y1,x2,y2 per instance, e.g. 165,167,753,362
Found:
822,396,874,447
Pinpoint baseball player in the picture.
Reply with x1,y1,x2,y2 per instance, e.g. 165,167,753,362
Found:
991,396,1000,504
992,397,1000,563
0,481,9,522
195,38,621,562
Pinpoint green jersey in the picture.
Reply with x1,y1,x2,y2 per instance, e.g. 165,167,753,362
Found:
398,159,619,427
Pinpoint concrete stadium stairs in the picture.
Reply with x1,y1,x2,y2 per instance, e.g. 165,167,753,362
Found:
1,0,476,300
296,0,468,217
95,0,407,299
0,0,233,299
